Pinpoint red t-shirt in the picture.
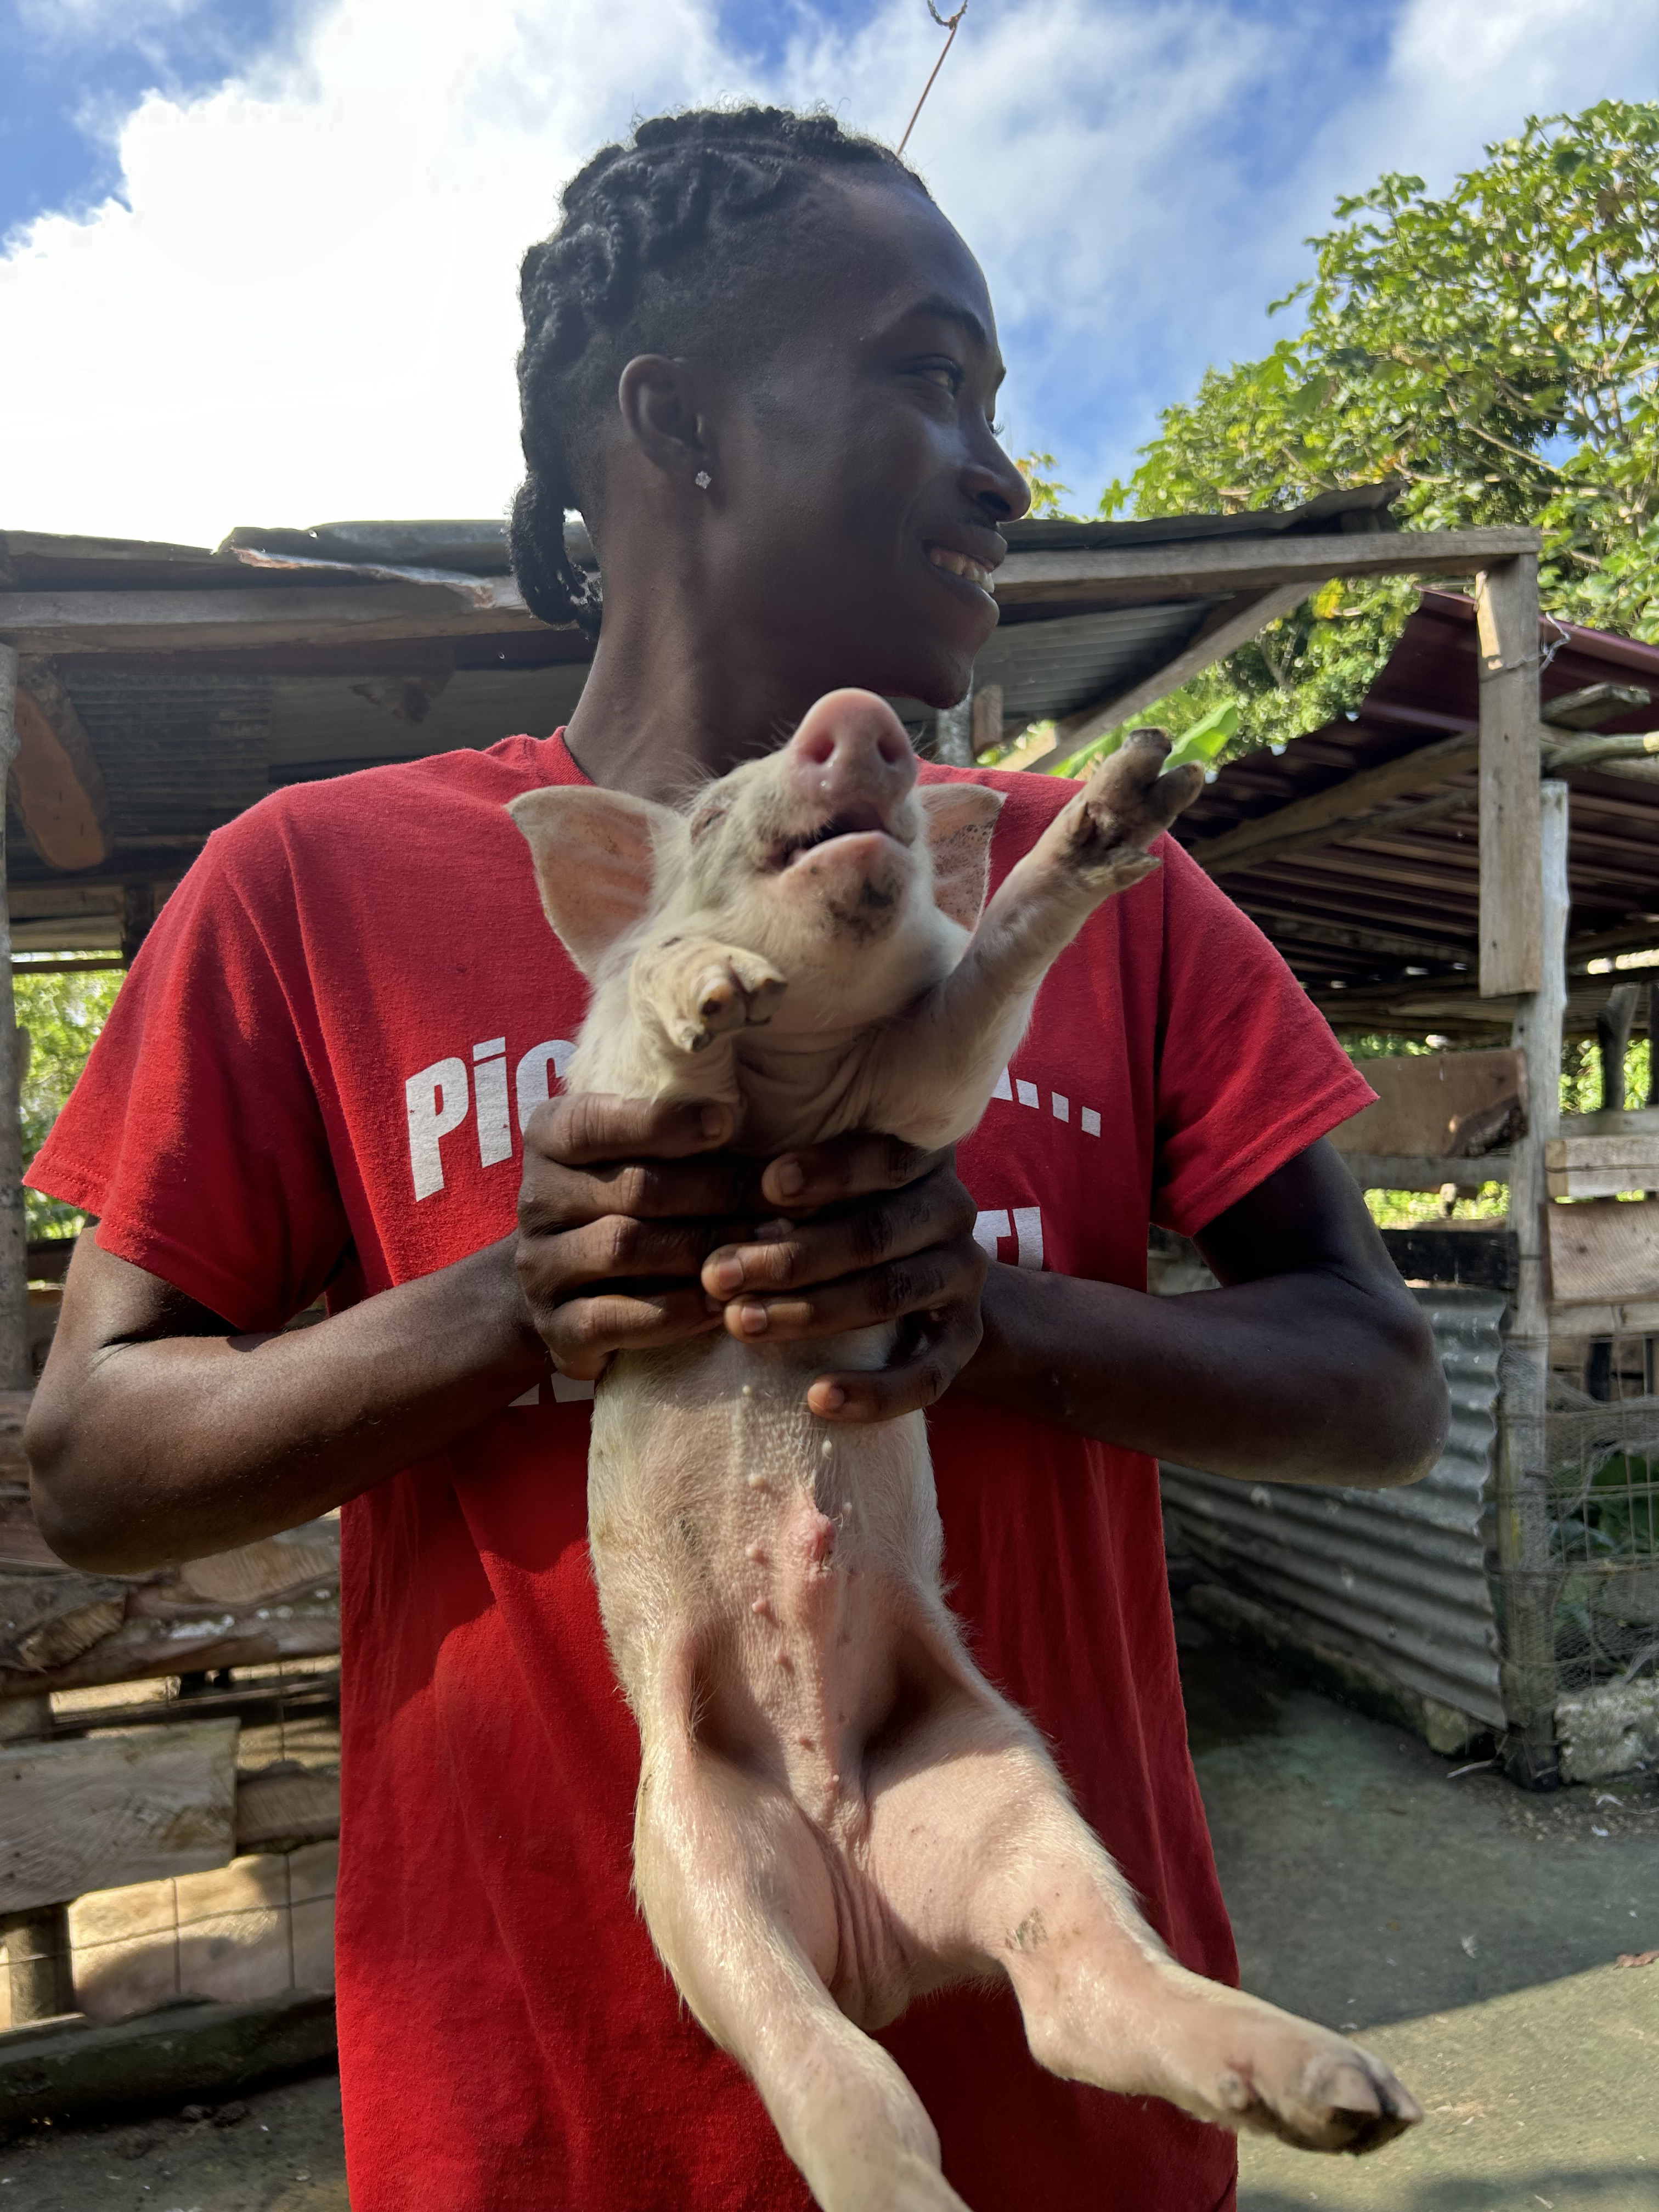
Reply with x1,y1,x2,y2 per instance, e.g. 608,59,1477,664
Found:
30,733,1372,2212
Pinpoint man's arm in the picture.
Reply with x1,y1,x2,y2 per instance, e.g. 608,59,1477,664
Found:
710,1136,1448,1489
24,1095,985,1573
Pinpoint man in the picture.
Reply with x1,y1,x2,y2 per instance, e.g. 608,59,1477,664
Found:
26,106,1446,2211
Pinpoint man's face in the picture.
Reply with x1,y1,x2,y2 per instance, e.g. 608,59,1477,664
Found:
703,176,1031,713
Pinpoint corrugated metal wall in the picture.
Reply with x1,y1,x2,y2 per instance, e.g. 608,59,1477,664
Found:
1161,1286,1505,1726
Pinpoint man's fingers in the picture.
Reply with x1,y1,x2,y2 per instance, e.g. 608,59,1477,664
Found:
805,1298,984,1424
759,1132,948,1212
518,1215,719,1306
541,1287,724,1377
520,1153,751,1235
529,1090,734,1169
704,1164,974,1297
716,1233,986,1345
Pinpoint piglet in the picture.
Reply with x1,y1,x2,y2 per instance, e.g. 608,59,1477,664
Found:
510,692,1419,2212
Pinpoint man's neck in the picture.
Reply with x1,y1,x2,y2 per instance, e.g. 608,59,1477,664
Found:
561,619,845,806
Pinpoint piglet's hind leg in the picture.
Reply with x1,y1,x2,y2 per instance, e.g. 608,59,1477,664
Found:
865,1657,1421,2156
634,1720,973,2212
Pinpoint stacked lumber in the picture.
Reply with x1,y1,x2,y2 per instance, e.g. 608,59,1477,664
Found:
0,1392,339,1697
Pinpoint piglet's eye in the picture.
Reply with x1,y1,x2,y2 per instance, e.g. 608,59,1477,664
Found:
689,803,728,839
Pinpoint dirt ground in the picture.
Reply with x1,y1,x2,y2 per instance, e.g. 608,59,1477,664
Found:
4,1609,1656,2211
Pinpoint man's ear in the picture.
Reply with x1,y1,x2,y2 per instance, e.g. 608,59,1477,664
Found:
918,783,1005,930
507,787,682,974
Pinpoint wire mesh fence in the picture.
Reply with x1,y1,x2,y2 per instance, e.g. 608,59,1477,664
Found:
1537,1329,1659,1699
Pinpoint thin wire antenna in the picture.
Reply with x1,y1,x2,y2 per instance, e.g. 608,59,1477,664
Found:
897,1,968,157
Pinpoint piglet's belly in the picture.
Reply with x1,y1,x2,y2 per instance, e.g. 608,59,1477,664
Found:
586,1336,945,1825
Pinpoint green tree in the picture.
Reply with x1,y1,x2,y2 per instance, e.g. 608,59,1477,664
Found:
1119,99,1659,753
15,968,122,1242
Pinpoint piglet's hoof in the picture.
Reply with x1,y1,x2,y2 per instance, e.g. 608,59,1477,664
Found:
1072,729,1205,864
676,948,787,1053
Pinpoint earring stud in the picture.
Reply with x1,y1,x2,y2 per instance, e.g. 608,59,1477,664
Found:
694,470,712,490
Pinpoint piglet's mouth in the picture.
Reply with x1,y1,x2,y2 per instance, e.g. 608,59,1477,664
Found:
769,804,913,871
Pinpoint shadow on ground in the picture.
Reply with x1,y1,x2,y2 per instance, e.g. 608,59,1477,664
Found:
1180,1607,1659,2029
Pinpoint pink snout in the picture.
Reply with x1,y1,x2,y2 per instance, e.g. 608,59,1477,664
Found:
783,692,917,830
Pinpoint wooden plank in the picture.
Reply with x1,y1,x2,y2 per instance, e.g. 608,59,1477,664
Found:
0,1720,238,1912
1380,1226,1518,1291
1200,783,1477,877
1049,583,1308,752
1340,1153,1509,1192
1183,730,1480,874
10,664,112,872
234,1763,339,1852
994,525,1542,610
1475,559,1543,997
0,653,26,1395
0,578,546,654
1241,904,1475,967
1544,1134,1659,1172
1328,1047,1526,1159
0,1519,340,1697
1547,1197,1659,1302
1545,1128,1659,1196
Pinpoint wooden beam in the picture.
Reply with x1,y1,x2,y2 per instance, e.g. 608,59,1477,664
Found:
1545,1131,1659,1199
1494,776,1567,1777
1183,729,1480,874
0,527,1543,653
994,524,1542,611
1201,784,1477,877
0,654,26,1393
0,576,546,654
1240,904,1474,967
0,1517,340,1697
1339,1152,1509,1192
1475,558,1544,998
1050,582,1307,751
0,1719,238,1913
11,661,112,871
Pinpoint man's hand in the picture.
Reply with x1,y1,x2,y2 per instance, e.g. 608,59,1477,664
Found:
516,1095,986,1421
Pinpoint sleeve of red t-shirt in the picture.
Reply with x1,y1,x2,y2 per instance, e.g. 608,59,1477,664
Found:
1150,838,1376,1236
26,817,351,1334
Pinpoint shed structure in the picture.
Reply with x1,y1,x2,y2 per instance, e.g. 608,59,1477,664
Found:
1156,589,1659,1788
0,500,1560,2049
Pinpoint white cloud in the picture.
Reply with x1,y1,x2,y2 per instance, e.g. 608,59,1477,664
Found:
3,0,1657,546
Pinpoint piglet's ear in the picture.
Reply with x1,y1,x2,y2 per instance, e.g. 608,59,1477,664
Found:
507,787,681,975
918,783,1005,931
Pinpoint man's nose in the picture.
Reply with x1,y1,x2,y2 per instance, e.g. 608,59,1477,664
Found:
785,691,918,809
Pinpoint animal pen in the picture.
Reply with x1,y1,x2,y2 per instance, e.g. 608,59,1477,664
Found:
0,495,1639,2108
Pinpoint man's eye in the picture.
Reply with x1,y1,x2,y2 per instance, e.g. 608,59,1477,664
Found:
914,363,961,394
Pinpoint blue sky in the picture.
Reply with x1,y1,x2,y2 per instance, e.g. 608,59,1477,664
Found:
2,0,1657,545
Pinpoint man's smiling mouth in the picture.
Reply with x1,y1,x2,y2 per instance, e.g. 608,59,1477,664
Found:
926,545,997,594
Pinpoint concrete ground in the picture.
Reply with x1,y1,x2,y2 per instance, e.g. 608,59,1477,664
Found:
1179,1610,1659,2212
4,1612,1656,2210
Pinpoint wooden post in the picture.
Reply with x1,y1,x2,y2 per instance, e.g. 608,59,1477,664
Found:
933,683,974,769
0,650,28,1391
1475,558,1543,999
1496,778,1568,1787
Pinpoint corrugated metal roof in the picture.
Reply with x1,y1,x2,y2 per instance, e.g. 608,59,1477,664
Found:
1161,1287,1505,1725
1175,591,1659,1035
972,600,1217,725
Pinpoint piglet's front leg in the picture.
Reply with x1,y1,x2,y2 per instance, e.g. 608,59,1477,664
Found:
630,935,788,1057
866,731,1203,1147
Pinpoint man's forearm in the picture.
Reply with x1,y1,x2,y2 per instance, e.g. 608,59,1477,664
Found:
27,1235,548,1573
958,1258,1446,1488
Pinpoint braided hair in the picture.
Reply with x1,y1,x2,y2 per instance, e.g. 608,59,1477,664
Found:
510,107,931,635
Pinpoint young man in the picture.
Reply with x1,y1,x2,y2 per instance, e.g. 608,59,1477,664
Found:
26,109,1446,2211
